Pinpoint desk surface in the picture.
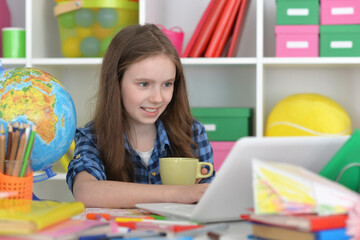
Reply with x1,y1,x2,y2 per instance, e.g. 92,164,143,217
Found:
194,221,251,240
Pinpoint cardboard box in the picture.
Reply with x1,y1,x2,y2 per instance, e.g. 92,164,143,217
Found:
275,25,319,57
320,25,360,57
211,141,236,171
321,0,360,25
191,108,251,141
276,0,319,25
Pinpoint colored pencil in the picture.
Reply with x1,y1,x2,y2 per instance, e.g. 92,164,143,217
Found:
7,129,19,175
19,125,36,177
12,133,26,176
0,123,5,173
5,123,12,160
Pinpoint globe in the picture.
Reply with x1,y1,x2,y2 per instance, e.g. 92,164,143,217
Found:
0,67,76,172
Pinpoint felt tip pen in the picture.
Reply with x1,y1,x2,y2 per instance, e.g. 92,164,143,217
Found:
148,214,166,220
116,222,202,232
127,221,203,233
79,230,165,240
115,218,198,226
87,214,155,221
120,237,193,240
176,223,229,237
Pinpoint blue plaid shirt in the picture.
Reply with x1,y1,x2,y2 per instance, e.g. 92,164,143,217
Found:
66,119,215,192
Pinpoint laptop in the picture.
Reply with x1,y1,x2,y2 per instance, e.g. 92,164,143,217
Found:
136,136,349,223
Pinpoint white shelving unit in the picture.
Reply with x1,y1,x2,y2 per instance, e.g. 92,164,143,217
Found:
2,0,359,201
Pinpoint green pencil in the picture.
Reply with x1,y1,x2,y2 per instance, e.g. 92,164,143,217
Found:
19,125,36,177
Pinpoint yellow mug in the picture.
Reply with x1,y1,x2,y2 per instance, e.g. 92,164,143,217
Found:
159,157,214,185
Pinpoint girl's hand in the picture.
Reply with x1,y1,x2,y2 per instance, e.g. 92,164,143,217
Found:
195,167,209,184
174,183,210,204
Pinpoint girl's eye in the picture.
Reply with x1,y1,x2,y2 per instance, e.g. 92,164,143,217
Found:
163,82,174,88
139,82,148,87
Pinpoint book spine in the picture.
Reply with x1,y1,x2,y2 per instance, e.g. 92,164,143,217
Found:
311,215,347,232
182,0,216,58
213,0,242,57
226,0,248,57
315,228,349,240
189,0,227,57
204,0,240,58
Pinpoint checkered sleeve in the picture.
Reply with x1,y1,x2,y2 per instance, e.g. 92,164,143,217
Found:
192,119,215,183
66,126,106,193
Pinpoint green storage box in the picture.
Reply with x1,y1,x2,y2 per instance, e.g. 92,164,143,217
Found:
319,129,360,193
191,108,252,141
276,0,319,25
320,25,360,57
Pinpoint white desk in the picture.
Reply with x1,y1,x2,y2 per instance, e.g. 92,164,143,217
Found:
192,221,252,240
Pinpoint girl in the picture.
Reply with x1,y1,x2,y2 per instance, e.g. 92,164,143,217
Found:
66,24,215,208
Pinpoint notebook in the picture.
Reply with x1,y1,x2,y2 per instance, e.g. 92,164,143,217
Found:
136,136,348,223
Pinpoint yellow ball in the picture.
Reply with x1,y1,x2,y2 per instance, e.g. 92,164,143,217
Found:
265,93,352,137
62,37,81,57
76,27,93,39
92,22,114,40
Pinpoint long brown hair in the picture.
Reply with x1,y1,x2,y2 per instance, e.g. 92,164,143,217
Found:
93,24,196,182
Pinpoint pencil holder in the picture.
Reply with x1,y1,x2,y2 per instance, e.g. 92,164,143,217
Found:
157,24,184,56
0,160,33,200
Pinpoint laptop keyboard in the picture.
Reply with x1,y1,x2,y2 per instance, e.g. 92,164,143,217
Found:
164,204,196,215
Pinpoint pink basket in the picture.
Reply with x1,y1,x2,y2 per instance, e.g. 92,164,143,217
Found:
157,24,184,56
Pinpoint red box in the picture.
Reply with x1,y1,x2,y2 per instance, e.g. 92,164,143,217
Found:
275,25,319,57
321,0,360,25
211,141,236,171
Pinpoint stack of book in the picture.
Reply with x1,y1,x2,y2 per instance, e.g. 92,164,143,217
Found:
242,213,351,240
182,0,248,58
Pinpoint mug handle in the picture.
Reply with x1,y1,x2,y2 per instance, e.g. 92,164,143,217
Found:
196,162,214,179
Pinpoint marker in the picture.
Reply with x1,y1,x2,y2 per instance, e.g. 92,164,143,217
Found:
117,221,203,233
175,223,229,237
115,218,198,226
79,230,166,240
149,214,166,220
88,214,155,221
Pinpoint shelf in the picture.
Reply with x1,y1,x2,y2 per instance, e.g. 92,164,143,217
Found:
31,58,103,66
181,58,257,65
263,57,360,65
30,58,257,66
0,58,27,66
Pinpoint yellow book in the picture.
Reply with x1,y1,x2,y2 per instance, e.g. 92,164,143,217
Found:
0,199,85,234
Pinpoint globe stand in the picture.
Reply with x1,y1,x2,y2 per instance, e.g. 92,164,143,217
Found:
33,166,57,183
32,166,57,200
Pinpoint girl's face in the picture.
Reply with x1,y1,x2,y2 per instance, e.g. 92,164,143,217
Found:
121,54,176,128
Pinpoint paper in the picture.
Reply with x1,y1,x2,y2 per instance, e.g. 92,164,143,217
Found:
252,158,360,215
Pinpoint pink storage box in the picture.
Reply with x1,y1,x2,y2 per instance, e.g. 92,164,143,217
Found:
321,0,360,25
211,141,235,171
275,25,319,57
